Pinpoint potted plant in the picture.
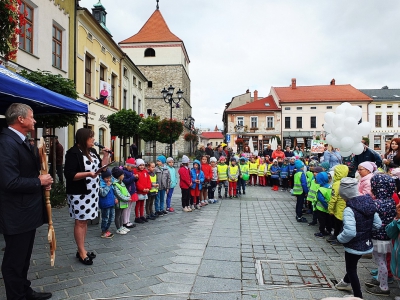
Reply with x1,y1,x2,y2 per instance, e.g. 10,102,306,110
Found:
235,138,244,145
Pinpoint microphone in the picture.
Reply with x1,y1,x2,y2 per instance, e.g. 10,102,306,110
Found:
94,142,113,154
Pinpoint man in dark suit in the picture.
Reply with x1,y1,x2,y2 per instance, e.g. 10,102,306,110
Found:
0,103,53,300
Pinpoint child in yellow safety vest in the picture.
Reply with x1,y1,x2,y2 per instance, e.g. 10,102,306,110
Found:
249,156,259,186
237,157,249,195
217,156,228,199
313,172,333,238
227,158,241,198
293,160,309,223
257,157,267,186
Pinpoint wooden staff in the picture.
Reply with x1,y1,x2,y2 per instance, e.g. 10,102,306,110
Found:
38,137,56,266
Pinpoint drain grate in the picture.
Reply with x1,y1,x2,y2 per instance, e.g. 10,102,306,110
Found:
255,260,334,289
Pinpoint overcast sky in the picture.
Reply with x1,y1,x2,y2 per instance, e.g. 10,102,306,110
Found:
79,0,400,131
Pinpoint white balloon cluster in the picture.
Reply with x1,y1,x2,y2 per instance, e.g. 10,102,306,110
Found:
323,102,371,157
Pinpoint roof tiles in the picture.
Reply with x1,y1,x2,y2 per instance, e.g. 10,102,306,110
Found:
226,95,280,112
201,132,224,139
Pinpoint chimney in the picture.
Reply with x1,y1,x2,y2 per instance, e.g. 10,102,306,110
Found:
246,89,250,93
254,90,258,102
330,78,335,85
291,78,296,89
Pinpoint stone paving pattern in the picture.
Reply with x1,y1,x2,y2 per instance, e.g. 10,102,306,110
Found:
0,183,399,299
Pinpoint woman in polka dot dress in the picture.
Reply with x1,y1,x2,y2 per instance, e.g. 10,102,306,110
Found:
64,128,111,265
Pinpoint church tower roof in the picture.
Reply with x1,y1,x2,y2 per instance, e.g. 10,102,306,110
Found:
119,9,182,44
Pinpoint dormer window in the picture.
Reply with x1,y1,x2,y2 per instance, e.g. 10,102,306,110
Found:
144,48,155,57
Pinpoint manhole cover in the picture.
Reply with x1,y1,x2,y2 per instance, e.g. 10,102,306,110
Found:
255,260,334,289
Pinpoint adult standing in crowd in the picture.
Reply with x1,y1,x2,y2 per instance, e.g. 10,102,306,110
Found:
195,144,206,161
130,142,138,159
0,103,53,300
49,136,64,183
284,146,294,158
28,137,41,170
205,143,214,159
214,144,226,160
241,145,252,159
293,145,304,158
64,128,111,266
272,145,285,160
383,138,400,170
323,145,342,170
354,139,382,171
262,144,273,158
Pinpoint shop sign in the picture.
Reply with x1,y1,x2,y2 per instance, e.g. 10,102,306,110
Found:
99,114,108,123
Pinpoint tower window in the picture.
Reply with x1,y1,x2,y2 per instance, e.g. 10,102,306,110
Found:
148,81,153,88
144,48,155,57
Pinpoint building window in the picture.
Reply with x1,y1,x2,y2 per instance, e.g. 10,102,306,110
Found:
388,105,393,108
387,115,393,127
296,107,302,110
376,105,381,108
123,67,128,77
374,135,381,151
52,25,62,69
250,117,258,128
87,33,93,40
285,117,290,129
266,116,274,128
148,81,152,88
84,55,92,96
138,99,142,114
123,89,127,110
111,75,116,107
310,116,316,128
19,1,34,53
132,95,136,111
311,107,316,110
138,81,142,89
326,106,332,109
112,56,116,63
296,117,302,129
284,107,291,110
99,65,105,81
237,117,244,126
375,115,381,127
98,128,105,146
398,115,400,127
101,46,105,53
144,48,155,57
133,76,136,86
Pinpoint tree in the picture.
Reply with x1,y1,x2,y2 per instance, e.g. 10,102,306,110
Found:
107,109,142,162
18,70,79,128
0,0,24,61
138,116,160,162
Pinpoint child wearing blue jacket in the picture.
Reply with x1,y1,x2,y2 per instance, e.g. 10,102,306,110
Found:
166,157,178,212
313,172,332,238
293,160,309,222
270,159,280,191
190,160,205,210
99,169,116,239
122,158,138,227
335,177,382,299
280,158,289,191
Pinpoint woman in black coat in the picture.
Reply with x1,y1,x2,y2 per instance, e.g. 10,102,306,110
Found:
64,128,111,265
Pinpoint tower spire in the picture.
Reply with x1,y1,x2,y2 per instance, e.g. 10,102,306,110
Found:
156,0,159,10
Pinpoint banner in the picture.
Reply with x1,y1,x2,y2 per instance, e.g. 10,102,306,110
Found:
310,140,326,153
97,80,111,105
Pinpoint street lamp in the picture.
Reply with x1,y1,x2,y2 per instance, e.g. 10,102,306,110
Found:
184,115,195,155
161,85,183,157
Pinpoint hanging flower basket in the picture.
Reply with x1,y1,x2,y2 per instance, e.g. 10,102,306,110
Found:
184,132,197,142
235,138,244,145
158,118,184,144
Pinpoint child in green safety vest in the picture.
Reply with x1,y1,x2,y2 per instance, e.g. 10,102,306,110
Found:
217,156,228,199
257,157,267,186
237,157,249,195
249,156,259,186
111,167,131,235
227,157,241,198
307,166,323,226
293,160,309,223
313,171,333,238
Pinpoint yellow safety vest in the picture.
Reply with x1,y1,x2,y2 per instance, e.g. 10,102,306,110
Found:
293,172,304,195
249,162,258,175
149,173,158,193
258,164,266,176
266,164,272,176
228,165,239,182
217,164,228,181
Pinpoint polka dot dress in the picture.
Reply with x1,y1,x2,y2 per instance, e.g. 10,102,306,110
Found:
67,153,100,220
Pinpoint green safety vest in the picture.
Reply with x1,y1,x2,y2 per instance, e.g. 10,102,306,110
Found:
266,164,272,176
149,173,158,193
239,163,249,175
293,172,304,195
217,164,228,181
306,171,314,188
315,186,332,213
228,165,239,182
114,182,129,209
249,162,258,174
258,164,266,176
306,180,320,205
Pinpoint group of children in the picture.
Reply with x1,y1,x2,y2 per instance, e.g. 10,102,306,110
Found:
289,157,400,298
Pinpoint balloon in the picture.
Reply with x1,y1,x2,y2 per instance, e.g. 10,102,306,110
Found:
352,142,365,155
242,173,250,181
331,137,341,148
334,127,347,139
324,122,332,134
324,112,335,124
344,117,358,129
345,105,362,120
356,122,372,136
333,114,346,127
325,134,333,144
348,130,362,143
340,137,355,151
340,150,352,157
341,102,352,109
336,105,346,115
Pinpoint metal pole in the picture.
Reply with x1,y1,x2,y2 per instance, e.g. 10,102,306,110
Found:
170,100,173,158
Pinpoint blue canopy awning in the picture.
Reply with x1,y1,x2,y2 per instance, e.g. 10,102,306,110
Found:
0,65,88,115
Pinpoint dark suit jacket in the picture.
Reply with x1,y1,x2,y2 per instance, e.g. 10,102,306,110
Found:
0,128,45,235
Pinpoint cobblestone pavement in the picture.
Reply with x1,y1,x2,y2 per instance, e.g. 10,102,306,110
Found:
0,184,398,299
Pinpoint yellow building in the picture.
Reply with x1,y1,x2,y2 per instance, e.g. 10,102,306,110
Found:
76,2,146,162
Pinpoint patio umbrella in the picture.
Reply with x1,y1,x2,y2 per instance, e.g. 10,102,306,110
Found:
248,136,254,153
270,137,278,150
0,66,87,115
